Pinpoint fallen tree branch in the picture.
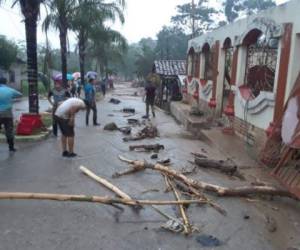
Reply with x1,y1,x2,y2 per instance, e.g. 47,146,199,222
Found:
0,192,206,206
194,157,245,180
166,176,192,235
173,179,227,216
80,166,131,200
117,156,299,200
129,144,164,152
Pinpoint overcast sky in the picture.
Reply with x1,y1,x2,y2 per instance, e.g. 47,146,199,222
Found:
0,0,289,49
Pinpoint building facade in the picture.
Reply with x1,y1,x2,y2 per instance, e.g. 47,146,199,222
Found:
186,0,300,147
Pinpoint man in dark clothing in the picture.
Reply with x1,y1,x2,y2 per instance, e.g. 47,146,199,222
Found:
100,78,106,96
143,81,156,119
84,77,100,126
48,80,70,136
0,77,22,151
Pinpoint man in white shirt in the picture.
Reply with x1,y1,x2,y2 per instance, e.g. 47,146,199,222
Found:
54,98,86,157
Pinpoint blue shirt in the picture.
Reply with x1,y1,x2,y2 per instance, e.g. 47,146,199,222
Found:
84,83,95,103
0,84,22,116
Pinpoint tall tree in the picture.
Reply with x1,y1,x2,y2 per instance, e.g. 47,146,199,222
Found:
155,26,188,60
88,26,127,77
224,0,276,23
43,0,76,87
171,0,217,37
71,0,125,84
134,38,156,79
0,0,44,113
0,35,18,70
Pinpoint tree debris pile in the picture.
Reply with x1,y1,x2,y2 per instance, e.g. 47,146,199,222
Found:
123,125,158,142
193,156,245,180
129,143,164,152
104,122,132,135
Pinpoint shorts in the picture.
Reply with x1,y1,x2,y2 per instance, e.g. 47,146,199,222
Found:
146,97,155,106
54,116,74,137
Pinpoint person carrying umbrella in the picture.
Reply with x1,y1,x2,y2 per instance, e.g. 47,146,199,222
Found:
0,77,22,152
84,73,100,126
48,75,70,136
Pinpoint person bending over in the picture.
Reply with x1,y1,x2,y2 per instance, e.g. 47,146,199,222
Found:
54,97,86,157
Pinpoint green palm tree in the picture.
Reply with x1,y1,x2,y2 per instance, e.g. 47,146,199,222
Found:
43,0,76,87
0,0,44,113
88,27,127,77
71,0,125,83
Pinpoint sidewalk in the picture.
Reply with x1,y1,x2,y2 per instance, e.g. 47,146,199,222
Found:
170,101,260,166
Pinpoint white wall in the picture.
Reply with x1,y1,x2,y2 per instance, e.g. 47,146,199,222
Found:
186,0,300,130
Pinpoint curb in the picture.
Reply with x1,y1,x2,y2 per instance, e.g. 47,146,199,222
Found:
0,128,52,143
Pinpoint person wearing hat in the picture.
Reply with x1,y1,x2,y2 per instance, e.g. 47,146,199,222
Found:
84,76,100,126
48,77,70,136
0,77,22,152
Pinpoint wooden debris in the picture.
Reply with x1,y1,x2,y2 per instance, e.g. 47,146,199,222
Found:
109,98,121,104
80,166,131,200
173,179,227,216
127,118,140,126
118,127,131,135
151,154,158,159
129,143,164,152
166,176,192,235
191,152,207,159
0,192,206,206
141,189,160,194
194,157,245,180
117,156,299,200
103,123,131,135
123,125,158,142
123,108,135,113
157,158,171,165
104,122,119,131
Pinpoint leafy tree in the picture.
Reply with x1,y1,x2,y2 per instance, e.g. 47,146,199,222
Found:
71,0,125,83
171,0,217,37
0,0,45,113
88,26,127,77
43,0,77,87
134,38,157,78
0,35,18,70
224,0,276,23
155,26,188,60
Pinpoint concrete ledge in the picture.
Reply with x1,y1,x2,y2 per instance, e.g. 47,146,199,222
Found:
170,101,210,134
0,129,52,143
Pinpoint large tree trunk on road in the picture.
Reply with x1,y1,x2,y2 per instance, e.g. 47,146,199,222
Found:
0,192,205,206
118,156,299,200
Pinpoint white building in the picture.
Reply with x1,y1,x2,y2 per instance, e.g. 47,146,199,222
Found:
185,0,300,148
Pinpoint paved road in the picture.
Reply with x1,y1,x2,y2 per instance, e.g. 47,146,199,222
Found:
0,83,299,250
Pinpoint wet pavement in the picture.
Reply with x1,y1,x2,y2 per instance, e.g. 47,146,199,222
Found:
0,83,299,250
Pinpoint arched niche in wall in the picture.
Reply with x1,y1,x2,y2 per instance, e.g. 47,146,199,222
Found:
187,47,196,77
221,37,234,110
201,43,213,82
241,28,279,99
223,37,233,86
